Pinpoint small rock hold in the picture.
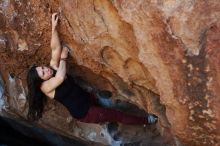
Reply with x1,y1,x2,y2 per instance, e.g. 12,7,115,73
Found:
66,116,72,123
190,110,195,115
198,115,205,119
0,36,7,51
100,132,104,137
189,116,195,121
204,65,210,72
181,59,187,64
187,64,193,71
18,38,28,51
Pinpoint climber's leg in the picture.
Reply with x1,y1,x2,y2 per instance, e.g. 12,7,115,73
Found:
78,106,154,125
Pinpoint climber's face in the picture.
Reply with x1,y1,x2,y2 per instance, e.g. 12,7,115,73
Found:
36,66,53,80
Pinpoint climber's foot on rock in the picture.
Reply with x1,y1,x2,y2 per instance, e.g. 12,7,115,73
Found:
146,114,158,125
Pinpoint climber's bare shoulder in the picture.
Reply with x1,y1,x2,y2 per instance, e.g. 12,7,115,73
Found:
40,66,61,99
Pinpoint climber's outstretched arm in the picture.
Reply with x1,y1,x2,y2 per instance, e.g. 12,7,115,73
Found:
50,13,61,70
41,46,68,97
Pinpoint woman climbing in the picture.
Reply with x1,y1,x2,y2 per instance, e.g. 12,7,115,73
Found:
26,13,158,125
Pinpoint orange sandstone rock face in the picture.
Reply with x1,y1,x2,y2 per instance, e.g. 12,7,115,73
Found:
0,0,220,145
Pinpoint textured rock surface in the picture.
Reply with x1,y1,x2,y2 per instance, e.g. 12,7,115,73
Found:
0,0,220,145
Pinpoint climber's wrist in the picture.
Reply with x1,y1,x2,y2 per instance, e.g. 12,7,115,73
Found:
60,58,67,61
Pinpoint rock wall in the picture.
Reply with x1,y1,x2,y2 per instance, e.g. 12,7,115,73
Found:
0,0,220,146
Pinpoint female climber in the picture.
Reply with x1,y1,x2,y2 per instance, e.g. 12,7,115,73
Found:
26,13,158,125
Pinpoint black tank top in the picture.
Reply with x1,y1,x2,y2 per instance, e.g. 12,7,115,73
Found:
54,75,91,119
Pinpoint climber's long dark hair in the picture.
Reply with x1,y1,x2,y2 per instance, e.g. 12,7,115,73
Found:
27,65,47,121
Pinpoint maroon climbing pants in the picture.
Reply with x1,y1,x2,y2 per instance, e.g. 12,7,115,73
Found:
78,106,147,125
78,95,147,125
